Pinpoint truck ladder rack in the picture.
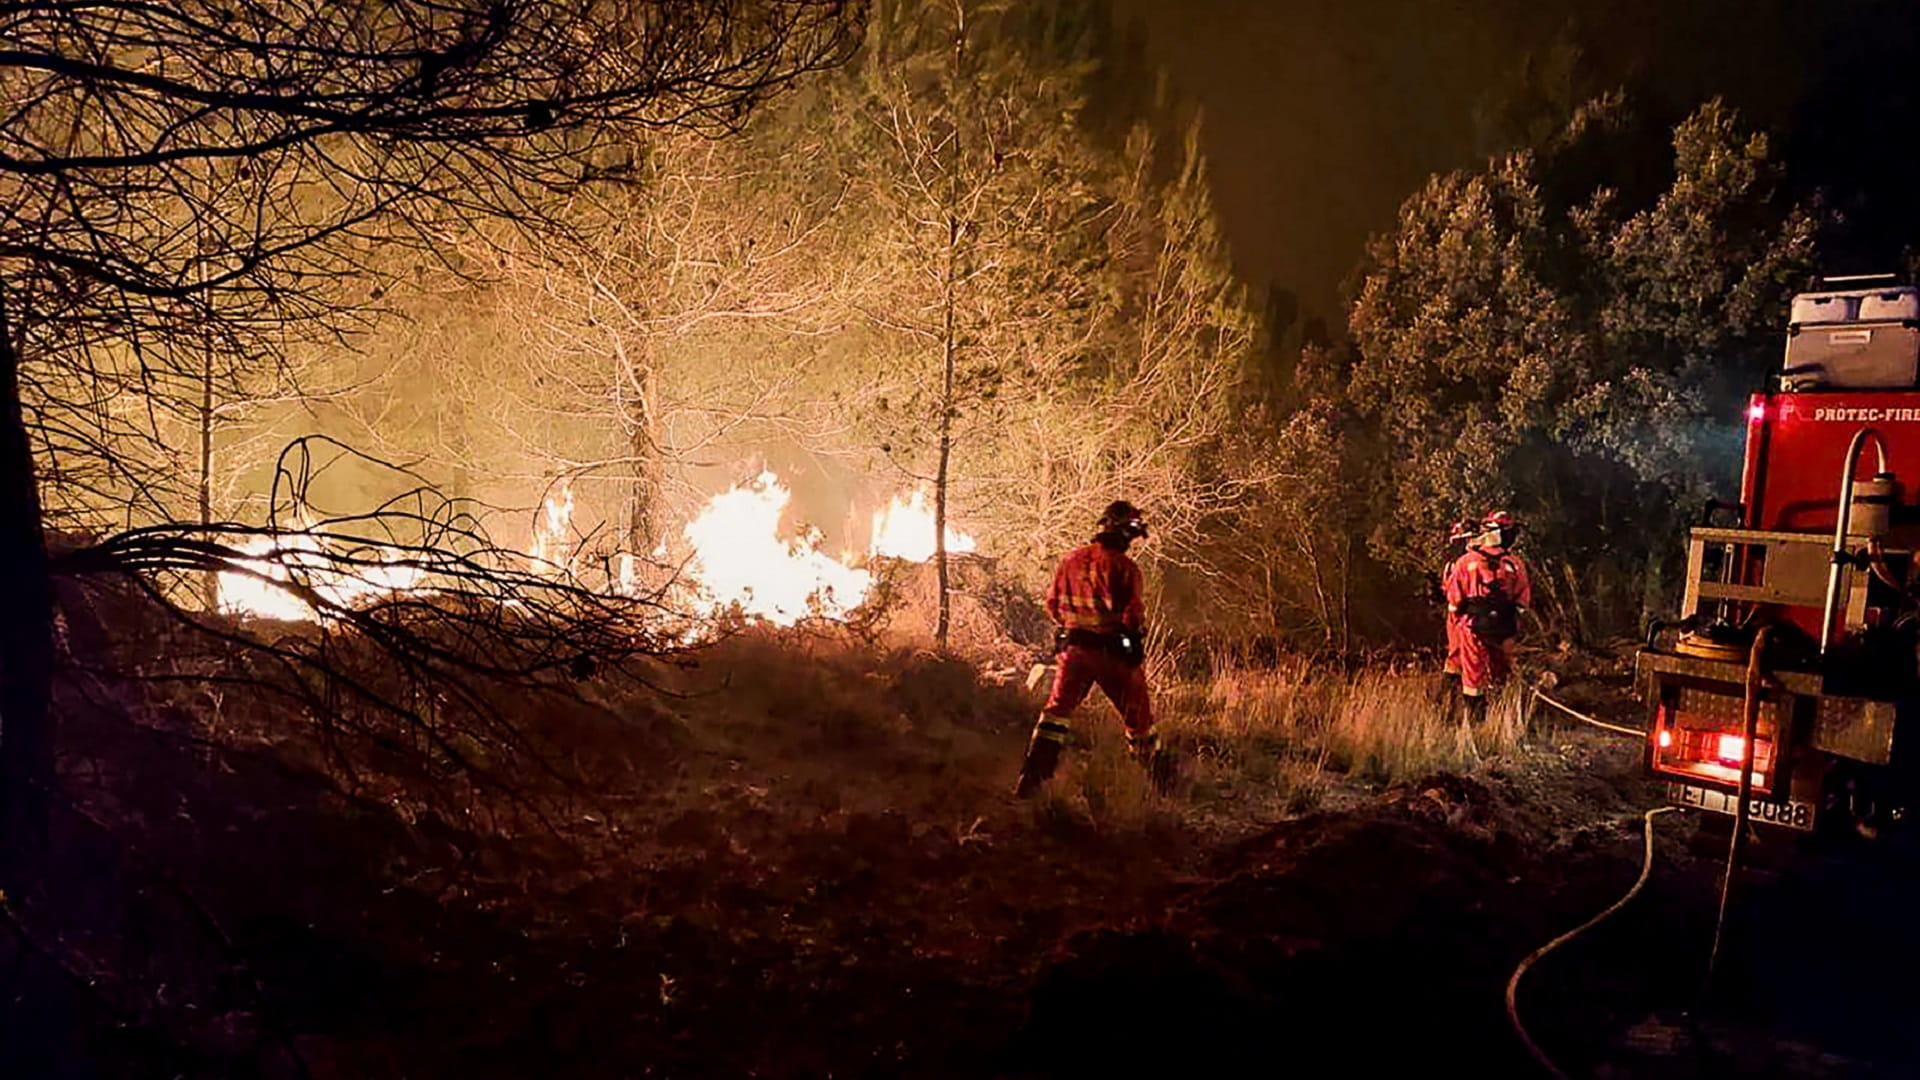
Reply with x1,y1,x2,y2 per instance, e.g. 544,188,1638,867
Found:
1680,526,1897,630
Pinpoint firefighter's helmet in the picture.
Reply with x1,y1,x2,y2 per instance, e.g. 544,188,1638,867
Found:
1099,500,1149,539
1476,510,1521,552
1448,519,1477,544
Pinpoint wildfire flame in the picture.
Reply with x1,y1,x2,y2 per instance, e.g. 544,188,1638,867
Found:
214,472,972,630
680,471,873,623
217,534,424,622
870,489,976,562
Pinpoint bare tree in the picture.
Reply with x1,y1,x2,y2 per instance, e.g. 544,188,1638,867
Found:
831,0,1109,648
0,0,856,872
472,125,859,555
301,110,873,591
1002,120,1265,584
826,11,1266,635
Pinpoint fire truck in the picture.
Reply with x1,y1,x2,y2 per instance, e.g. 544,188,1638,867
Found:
1637,275,1920,837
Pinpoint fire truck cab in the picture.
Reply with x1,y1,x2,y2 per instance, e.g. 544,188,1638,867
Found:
1637,275,1920,836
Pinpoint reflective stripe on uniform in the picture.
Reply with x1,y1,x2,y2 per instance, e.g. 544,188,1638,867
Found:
1033,717,1074,744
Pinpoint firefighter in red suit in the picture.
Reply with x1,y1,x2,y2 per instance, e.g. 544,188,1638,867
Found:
1444,510,1532,721
1015,500,1163,797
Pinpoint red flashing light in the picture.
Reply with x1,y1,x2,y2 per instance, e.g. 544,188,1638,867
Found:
1747,401,1767,422
1717,733,1746,762
1657,729,1673,749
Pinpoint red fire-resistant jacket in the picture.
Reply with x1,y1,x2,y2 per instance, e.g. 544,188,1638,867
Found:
1445,548,1533,613
1046,542,1145,634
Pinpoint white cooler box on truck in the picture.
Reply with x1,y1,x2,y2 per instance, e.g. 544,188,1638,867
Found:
1784,285,1920,390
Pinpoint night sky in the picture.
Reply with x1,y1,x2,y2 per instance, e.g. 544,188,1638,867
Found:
1116,0,1920,333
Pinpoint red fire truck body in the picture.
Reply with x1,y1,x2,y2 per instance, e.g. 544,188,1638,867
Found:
1638,280,1920,835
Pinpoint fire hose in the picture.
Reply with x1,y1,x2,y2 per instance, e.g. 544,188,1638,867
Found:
1705,627,1770,993
1510,631,1768,1075
1529,687,1644,738
1505,806,1676,1080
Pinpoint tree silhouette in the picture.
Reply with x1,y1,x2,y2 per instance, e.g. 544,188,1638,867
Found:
0,0,857,876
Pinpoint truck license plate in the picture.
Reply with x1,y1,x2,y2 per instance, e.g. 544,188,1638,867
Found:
1671,783,1815,831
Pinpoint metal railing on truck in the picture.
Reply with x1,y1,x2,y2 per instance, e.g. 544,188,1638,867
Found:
1660,525,1897,766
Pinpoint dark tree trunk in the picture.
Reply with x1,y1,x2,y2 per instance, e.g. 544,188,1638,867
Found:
935,317,953,650
935,212,957,652
933,14,964,653
0,295,53,878
198,337,217,610
627,364,658,555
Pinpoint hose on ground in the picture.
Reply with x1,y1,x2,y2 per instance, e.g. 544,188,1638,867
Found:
1515,636,1772,1071
1506,806,1677,1079
1704,627,1770,997
1531,687,1644,739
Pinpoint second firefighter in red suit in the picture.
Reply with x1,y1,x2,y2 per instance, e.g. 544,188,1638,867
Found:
1444,510,1532,721
1015,500,1165,797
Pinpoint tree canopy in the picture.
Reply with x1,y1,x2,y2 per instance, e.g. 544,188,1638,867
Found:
1336,97,1818,634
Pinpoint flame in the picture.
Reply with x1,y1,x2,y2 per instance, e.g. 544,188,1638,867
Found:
214,472,975,630
217,534,424,621
870,489,976,562
529,482,575,574
681,472,872,624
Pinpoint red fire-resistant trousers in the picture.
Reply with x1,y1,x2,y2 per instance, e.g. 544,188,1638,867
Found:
1043,644,1154,735
1450,614,1513,696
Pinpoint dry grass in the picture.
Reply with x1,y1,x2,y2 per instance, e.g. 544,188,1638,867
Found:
1330,671,1527,781
1132,657,1534,822
623,637,1533,843
623,633,1533,840
1038,721,1171,833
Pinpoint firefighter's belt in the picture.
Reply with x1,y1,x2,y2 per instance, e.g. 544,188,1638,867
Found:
1061,627,1144,666
1063,628,1123,651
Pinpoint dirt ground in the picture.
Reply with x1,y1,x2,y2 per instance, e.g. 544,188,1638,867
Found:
5,631,1918,1079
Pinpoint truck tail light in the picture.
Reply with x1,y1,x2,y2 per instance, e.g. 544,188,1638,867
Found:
1650,696,1782,794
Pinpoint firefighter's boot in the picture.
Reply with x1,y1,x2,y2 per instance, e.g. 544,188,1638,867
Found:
1014,715,1072,798
1464,692,1489,727
1128,730,1177,794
